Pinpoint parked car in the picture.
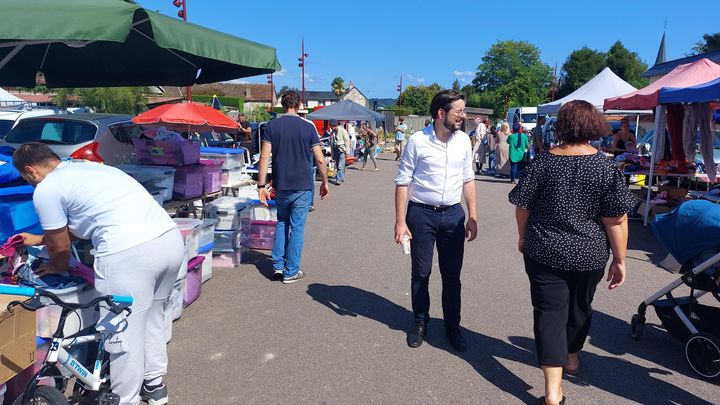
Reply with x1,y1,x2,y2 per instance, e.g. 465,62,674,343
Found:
636,129,720,164
0,114,142,166
0,106,67,138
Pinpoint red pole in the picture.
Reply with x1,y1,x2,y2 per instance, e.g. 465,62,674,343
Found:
550,61,557,101
301,37,306,107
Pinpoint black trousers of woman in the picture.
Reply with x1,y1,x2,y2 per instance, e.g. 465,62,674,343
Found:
524,256,605,366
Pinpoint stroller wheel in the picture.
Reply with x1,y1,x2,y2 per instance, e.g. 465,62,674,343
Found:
685,332,720,379
630,314,645,341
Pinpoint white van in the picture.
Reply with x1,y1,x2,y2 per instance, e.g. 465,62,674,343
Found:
506,107,538,132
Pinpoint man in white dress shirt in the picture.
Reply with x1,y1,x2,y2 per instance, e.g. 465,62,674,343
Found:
394,90,478,351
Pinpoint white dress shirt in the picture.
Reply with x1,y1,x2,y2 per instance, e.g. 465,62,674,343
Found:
395,125,474,206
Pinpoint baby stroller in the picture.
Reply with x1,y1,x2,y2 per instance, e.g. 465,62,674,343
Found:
630,200,720,379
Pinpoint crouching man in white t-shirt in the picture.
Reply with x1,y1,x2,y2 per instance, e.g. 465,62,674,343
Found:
13,142,184,405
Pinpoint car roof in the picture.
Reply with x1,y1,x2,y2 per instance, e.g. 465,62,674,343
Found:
22,113,132,125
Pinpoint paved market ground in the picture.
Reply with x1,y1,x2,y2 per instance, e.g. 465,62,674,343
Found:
165,154,718,404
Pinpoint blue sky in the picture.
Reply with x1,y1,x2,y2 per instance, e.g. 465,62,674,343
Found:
138,0,717,98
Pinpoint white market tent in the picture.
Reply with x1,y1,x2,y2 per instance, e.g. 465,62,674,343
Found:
0,87,24,106
538,67,637,115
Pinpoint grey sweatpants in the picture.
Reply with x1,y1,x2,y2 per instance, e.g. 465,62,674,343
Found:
94,228,185,405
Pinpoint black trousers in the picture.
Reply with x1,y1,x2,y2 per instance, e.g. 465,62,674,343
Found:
407,202,465,330
524,256,604,366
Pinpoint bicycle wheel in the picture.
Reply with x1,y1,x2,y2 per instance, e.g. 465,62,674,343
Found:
12,385,69,405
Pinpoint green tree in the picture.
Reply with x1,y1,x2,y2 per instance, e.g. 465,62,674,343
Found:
472,40,552,118
246,105,270,122
691,32,720,55
62,87,148,115
398,83,442,115
557,47,607,98
452,79,461,92
331,77,346,99
607,41,649,89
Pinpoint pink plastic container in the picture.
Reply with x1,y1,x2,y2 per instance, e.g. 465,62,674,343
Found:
133,139,200,166
242,220,277,250
199,159,223,193
183,256,204,307
173,165,204,200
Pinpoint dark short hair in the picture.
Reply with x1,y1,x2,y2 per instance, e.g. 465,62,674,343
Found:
13,142,60,171
554,100,610,144
281,91,301,111
429,90,465,119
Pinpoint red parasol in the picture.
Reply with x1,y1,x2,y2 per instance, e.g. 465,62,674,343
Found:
132,102,239,132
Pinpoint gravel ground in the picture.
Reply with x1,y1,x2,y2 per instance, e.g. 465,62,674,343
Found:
165,154,718,404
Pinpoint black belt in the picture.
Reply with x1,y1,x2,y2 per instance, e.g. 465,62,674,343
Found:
409,201,459,212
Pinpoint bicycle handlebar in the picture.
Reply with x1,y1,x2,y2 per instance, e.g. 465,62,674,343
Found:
0,284,133,311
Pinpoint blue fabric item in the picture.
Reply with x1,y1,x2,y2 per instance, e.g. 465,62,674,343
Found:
262,116,319,191
659,77,720,104
651,200,720,264
272,190,312,276
17,258,86,289
0,152,21,184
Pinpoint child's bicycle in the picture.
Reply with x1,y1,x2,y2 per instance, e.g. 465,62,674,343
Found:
0,284,133,405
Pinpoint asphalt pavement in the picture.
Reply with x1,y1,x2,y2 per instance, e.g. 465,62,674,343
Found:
165,154,718,404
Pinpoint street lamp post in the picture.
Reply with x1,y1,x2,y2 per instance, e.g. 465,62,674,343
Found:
397,75,403,112
298,37,309,107
172,0,191,102
267,73,274,112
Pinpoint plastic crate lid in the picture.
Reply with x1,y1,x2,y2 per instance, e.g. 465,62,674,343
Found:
0,184,34,197
188,255,205,268
249,199,276,206
199,159,224,167
173,218,203,231
200,146,247,155
198,242,214,253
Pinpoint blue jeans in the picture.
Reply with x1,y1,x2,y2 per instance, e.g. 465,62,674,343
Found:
510,161,525,182
488,152,496,173
333,150,346,182
272,190,312,277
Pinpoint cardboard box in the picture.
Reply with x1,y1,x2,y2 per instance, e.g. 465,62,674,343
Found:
649,205,673,223
0,295,36,384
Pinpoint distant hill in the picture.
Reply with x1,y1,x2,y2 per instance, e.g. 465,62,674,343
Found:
369,98,397,109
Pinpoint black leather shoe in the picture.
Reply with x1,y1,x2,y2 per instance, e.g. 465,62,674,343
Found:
406,324,427,348
446,328,467,352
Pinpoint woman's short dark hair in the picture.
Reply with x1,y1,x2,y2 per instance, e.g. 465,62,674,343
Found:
554,100,610,144
429,90,465,119
281,91,301,111
12,142,60,171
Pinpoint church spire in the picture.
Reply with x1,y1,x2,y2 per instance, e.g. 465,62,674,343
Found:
654,31,666,66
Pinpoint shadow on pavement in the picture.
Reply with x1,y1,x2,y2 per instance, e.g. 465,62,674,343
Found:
306,283,538,404
508,334,713,404
242,249,276,281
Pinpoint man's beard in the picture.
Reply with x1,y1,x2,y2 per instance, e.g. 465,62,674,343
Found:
442,116,460,132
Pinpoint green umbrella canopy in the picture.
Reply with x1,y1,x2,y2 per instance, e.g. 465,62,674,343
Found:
0,0,281,88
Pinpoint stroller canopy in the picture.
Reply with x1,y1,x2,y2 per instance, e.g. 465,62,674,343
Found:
651,200,720,264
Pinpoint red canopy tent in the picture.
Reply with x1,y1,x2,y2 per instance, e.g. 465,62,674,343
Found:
604,58,720,111
132,102,239,132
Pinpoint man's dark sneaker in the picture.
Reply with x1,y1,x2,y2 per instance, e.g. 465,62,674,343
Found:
406,324,427,348
282,270,306,284
446,328,467,352
140,382,168,405
273,269,284,278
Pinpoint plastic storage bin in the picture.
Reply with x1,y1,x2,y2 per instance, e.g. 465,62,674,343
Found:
199,243,213,283
222,168,246,187
116,164,175,201
133,139,200,166
200,146,248,170
36,283,99,338
173,164,204,200
183,256,204,307
0,185,43,242
199,159,223,193
213,230,243,253
198,219,217,247
146,186,165,206
174,218,202,259
241,220,277,250
204,196,251,230
212,251,241,268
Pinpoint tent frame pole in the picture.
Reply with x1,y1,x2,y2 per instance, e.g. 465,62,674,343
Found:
643,106,662,226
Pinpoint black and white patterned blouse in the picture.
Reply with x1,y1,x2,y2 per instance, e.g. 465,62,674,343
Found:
508,152,635,271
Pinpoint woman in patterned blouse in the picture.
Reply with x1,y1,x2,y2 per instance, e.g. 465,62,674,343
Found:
509,100,635,405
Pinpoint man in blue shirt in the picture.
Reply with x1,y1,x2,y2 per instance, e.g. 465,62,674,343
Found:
258,91,330,283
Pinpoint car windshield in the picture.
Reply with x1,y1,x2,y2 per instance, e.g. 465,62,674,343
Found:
4,119,96,145
0,119,13,138
521,114,537,123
